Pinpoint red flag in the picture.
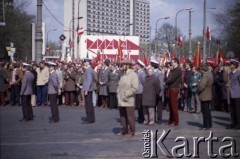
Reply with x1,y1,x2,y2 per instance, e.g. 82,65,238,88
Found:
161,52,167,65
142,53,148,66
96,51,101,62
117,40,123,62
77,27,84,35
178,36,183,47
216,51,223,64
171,51,176,60
206,26,211,41
69,41,74,48
193,43,201,67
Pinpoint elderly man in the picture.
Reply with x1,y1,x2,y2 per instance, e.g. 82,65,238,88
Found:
117,59,138,137
197,65,214,130
48,62,60,123
82,58,95,124
226,59,240,130
20,63,34,122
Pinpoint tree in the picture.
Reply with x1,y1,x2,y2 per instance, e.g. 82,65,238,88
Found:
214,1,240,57
155,22,182,54
0,0,35,61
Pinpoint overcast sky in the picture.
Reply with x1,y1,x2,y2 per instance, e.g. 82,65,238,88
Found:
24,0,232,43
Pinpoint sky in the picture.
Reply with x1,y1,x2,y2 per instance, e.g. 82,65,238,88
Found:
23,0,232,43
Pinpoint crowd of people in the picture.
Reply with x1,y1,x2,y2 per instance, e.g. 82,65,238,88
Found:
0,57,239,137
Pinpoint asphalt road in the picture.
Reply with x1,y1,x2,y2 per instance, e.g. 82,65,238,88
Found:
0,105,239,159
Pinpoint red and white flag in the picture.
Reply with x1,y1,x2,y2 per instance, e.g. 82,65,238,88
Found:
178,36,183,47
206,26,211,41
77,27,84,35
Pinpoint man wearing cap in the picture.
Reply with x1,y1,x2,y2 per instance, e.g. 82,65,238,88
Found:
48,62,60,123
82,58,95,124
226,59,240,130
20,63,34,122
165,58,182,126
150,59,164,125
99,59,111,108
117,59,138,137
134,59,146,124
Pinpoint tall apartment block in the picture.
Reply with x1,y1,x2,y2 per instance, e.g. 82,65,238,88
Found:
63,0,150,51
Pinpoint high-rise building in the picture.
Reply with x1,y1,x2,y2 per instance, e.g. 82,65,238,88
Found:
63,0,150,57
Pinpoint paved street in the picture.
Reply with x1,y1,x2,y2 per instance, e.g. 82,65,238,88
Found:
0,105,239,159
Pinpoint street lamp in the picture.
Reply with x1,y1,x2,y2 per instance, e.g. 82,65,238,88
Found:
188,10,194,60
68,16,83,58
125,23,133,59
155,17,169,54
46,28,57,48
175,8,192,57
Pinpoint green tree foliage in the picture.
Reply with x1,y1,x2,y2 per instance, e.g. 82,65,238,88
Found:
0,1,34,61
214,1,240,56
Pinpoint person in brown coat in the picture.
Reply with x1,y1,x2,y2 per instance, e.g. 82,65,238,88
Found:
142,68,160,125
197,65,213,130
117,60,138,137
64,64,76,106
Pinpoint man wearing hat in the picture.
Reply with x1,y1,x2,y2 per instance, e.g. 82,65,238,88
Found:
20,63,34,122
150,59,165,125
117,59,138,137
82,58,95,124
226,59,240,130
47,62,60,123
99,59,111,108
135,59,146,124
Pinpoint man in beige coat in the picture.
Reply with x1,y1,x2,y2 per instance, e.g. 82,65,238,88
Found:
117,60,138,137
197,65,213,130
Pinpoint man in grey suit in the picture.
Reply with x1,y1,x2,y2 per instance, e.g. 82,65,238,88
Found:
48,62,60,123
135,60,146,124
20,63,34,122
226,59,240,130
82,58,95,124
150,59,164,124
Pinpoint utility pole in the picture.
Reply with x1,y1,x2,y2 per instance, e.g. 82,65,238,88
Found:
35,0,43,63
188,10,193,60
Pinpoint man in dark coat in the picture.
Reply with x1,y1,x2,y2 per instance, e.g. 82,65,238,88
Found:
48,62,60,123
64,64,76,106
20,63,34,122
82,58,95,124
99,59,111,108
0,62,8,106
135,60,146,123
183,62,193,112
142,68,160,126
108,64,120,109
165,58,182,126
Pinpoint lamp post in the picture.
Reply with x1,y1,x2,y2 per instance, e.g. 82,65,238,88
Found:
46,28,57,48
203,0,207,64
77,0,81,59
154,17,169,55
188,10,194,60
68,16,83,58
175,8,192,57
125,23,133,58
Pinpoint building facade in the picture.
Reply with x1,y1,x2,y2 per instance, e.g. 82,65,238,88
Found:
63,0,150,58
